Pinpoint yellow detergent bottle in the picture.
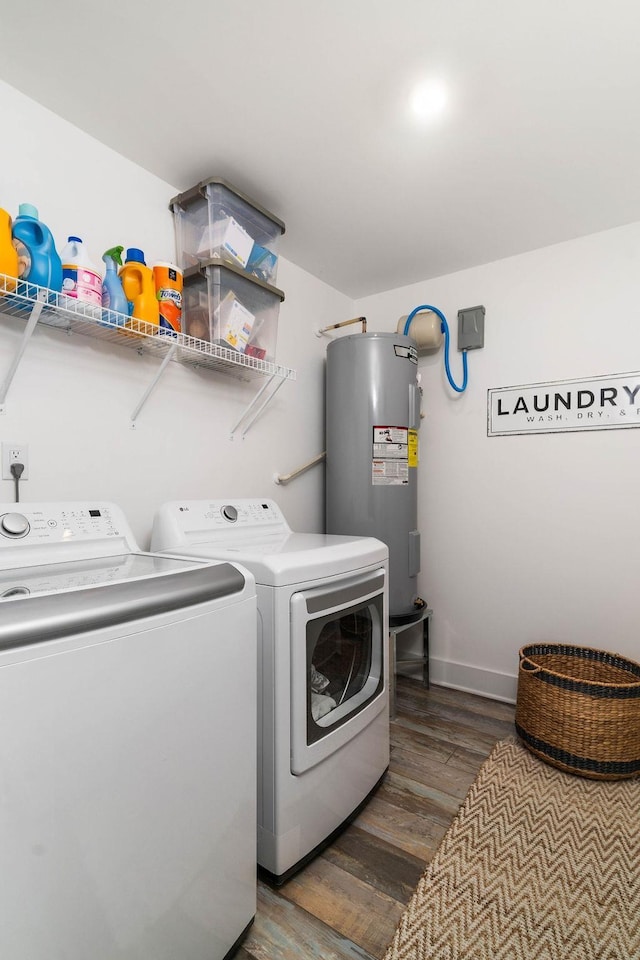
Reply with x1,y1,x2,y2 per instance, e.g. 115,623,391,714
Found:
118,247,159,335
0,208,19,296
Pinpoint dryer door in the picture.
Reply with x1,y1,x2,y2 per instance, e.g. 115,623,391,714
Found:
290,567,386,775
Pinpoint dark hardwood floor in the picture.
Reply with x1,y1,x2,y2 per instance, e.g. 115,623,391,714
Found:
235,677,516,960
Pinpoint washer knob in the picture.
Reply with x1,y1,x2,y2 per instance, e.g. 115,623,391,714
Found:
221,505,238,522
0,512,30,538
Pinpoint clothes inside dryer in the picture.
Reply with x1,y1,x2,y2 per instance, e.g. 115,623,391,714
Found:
307,604,376,729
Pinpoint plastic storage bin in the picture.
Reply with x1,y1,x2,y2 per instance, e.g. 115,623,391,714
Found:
170,177,285,284
182,259,284,364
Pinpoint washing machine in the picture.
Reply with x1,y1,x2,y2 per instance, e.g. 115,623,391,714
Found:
151,498,389,884
0,501,257,960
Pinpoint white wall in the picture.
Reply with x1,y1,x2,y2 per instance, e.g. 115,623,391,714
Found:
0,80,353,546
356,223,640,700
5,80,639,704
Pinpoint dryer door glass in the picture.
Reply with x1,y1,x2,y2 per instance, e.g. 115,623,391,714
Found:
290,569,385,751
306,593,383,745
310,607,374,725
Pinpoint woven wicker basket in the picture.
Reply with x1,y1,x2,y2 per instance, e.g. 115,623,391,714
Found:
515,643,640,780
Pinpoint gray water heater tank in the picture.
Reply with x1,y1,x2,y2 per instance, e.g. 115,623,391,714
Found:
325,332,423,622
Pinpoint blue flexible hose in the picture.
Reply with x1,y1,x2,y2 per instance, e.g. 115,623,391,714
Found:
402,303,468,393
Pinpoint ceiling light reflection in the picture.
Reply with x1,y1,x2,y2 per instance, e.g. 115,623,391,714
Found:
409,80,448,121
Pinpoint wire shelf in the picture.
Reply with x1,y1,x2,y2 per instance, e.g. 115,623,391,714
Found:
0,274,295,383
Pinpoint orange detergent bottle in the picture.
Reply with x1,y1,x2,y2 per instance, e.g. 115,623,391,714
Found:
153,262,182,337
119,247,159,335
0,208,19,295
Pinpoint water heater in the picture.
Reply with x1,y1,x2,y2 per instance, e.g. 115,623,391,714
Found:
325,332,424,622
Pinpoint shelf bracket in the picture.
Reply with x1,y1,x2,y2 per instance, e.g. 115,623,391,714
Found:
0,294,46,413
130,342,178,428
230,374,287,439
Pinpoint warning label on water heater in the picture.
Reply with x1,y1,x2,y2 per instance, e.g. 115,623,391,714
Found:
373,426,407,445
372,460,409,484
408,429,418,467
372,426,409,485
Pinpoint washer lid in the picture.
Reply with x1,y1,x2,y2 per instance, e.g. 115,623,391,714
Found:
0,553,250,652
0,552,225,599
176,532,388,586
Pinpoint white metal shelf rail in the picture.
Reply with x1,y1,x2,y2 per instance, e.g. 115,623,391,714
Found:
0,274,295,433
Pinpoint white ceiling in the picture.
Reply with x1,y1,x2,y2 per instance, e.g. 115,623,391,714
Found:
2,0,640,298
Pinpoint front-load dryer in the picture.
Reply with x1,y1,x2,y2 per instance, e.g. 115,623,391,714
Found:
151,498,390,884
0,501,257,960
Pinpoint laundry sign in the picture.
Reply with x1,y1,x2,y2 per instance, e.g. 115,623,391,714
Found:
488,371,640,436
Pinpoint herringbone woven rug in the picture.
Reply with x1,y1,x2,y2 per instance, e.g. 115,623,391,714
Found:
384,737,640,959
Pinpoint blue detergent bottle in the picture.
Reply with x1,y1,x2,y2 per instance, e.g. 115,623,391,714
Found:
11,203,63,294
101,245,128,325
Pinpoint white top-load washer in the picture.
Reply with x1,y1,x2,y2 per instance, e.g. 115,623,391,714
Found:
151,498,390,884
0,501,257,960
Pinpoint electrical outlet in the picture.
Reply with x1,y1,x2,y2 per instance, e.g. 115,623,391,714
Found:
2,442,29,480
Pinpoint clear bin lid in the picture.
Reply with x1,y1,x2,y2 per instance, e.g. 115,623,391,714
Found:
183,257,285,301
169,176,285,234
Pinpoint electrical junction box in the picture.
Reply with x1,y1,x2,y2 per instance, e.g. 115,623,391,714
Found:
458,305,485,350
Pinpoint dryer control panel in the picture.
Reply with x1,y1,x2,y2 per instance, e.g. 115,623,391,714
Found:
203,500,284,527
152,499,291,550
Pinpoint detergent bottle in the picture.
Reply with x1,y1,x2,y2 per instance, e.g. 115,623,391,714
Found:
153,261,183,337
119,247,159,335
0,208,19,295
60,236,102,315
101,246,128,325
11,203,63,293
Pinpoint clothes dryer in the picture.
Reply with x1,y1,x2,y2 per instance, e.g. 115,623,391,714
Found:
151,498,389,884
0,501,257,960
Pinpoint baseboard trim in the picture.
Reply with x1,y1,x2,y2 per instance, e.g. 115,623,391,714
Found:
429,657,517,704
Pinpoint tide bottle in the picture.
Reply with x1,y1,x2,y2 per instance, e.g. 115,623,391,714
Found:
60,236,102,315
119,247,159,335
0,208,19,295
11,203,63,293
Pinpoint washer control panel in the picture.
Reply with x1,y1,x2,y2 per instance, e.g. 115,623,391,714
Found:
0,505,120,544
